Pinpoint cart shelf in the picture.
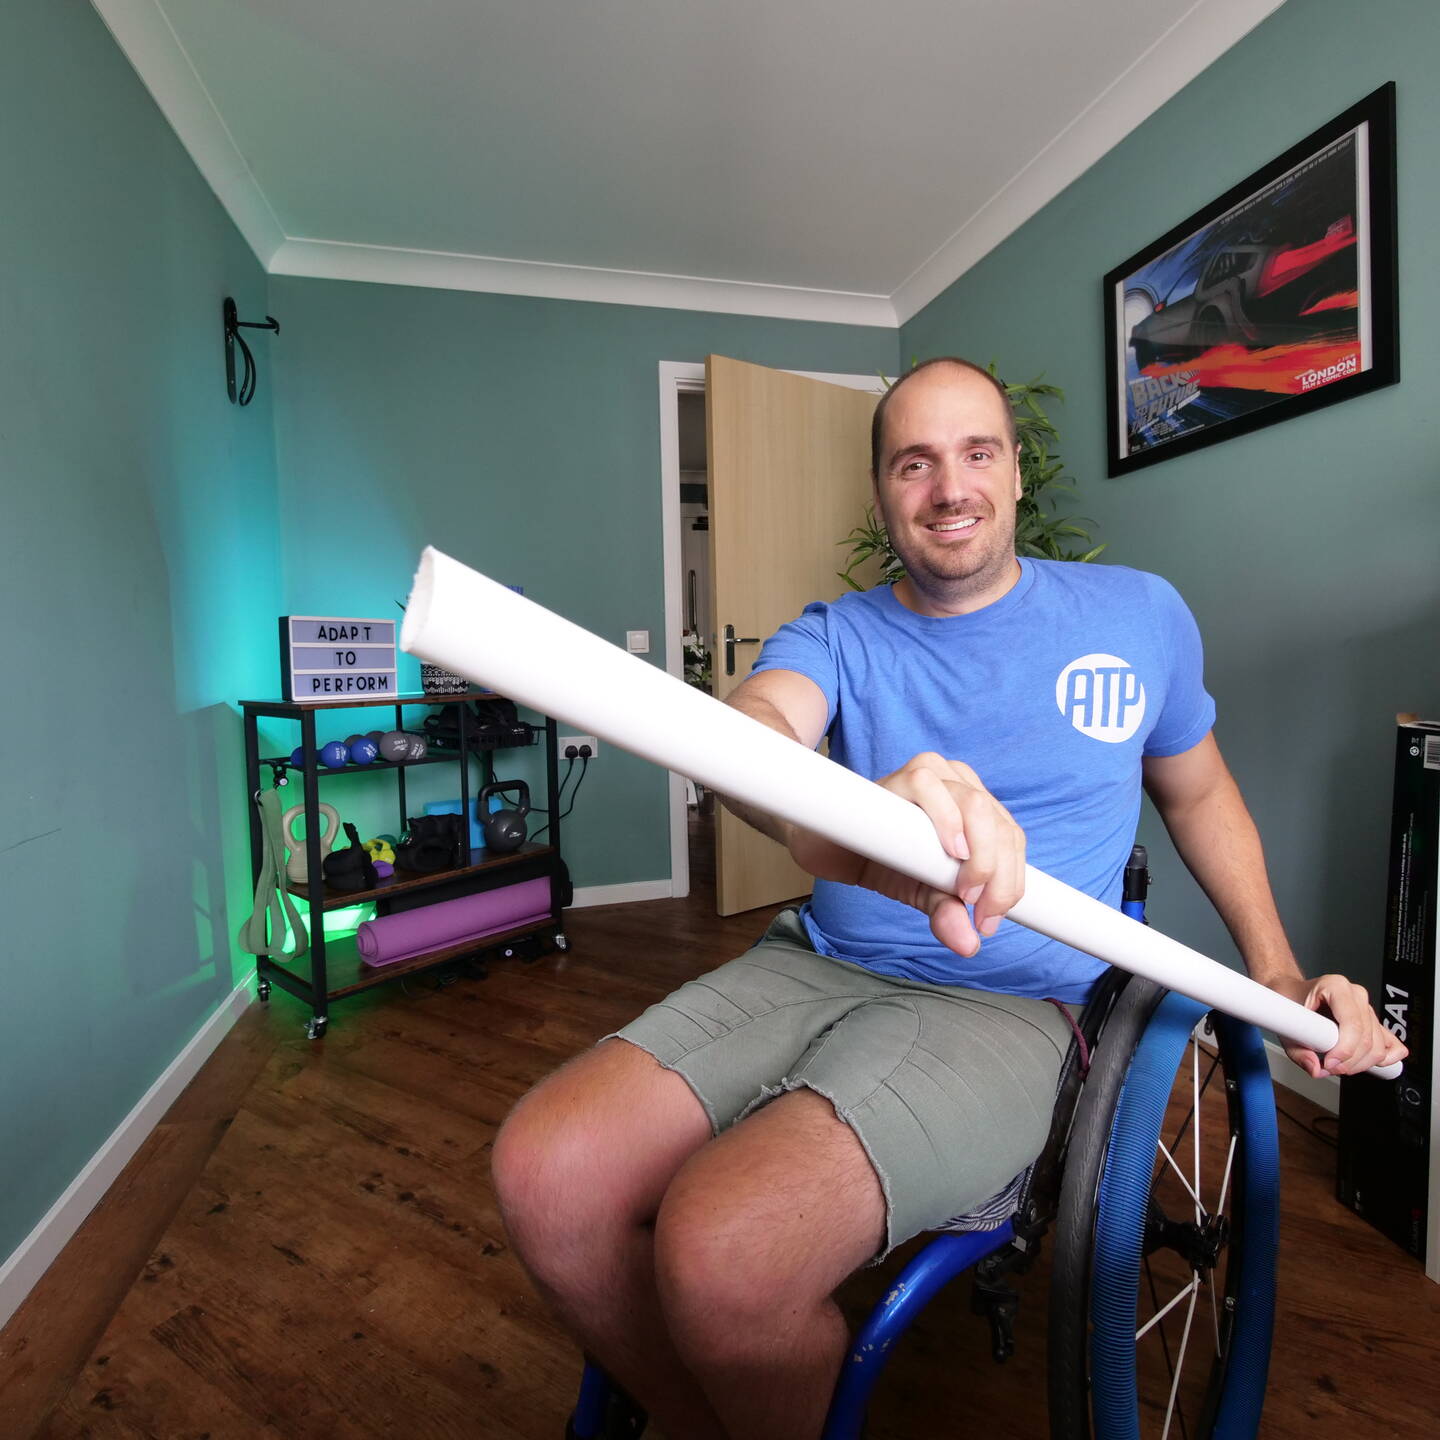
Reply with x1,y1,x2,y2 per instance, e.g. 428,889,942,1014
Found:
286,842,556,911
263,919,554,1000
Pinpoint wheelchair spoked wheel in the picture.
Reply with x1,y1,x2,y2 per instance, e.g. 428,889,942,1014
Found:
1049,984,1280,1440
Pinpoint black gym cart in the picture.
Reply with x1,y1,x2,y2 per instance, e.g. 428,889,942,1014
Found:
241,691,569,1037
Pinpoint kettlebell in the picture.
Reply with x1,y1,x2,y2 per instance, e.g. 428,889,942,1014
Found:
281,802,341,884
479,781,530,854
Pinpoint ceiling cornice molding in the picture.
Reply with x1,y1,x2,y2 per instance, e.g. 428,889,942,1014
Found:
96,0,1283,329
268,238,899,327
890,0,1288,324
91,0,286,265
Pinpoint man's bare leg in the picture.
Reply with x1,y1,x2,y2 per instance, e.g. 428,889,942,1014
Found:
491,1038,725,1440
654,1087,887,1440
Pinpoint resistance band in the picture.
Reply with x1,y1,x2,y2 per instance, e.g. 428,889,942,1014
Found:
238,786,310,961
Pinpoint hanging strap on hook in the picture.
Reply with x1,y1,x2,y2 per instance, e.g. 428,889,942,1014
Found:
237,786,310,960
223,297,280,406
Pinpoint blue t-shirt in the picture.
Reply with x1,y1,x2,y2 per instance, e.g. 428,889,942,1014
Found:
750,559,1215,1002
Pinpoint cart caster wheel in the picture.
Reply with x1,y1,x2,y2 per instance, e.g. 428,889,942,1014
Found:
502,947,516,960
554,932,570,952
256,979,271,1003
306,1016,328,1041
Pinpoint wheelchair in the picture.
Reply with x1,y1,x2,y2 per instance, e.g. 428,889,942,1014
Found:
568,849,1281,1440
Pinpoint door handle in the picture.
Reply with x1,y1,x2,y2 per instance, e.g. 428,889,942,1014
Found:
723,624,760,676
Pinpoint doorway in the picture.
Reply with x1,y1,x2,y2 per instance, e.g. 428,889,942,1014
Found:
657,361,886,902
677,386,717,899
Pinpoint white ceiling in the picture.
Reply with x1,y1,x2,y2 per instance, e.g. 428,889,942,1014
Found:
93,0,1286,325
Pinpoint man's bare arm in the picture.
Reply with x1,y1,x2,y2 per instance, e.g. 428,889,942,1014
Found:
718,669,830,845
1142,733,1300,986
1143,732,1404,1077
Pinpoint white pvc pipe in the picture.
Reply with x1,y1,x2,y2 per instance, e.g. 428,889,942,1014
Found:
401,547,1400,1081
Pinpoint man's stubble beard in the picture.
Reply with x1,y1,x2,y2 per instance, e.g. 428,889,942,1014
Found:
882,501,1018,607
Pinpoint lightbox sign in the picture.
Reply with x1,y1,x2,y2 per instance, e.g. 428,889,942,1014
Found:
280,616,398,701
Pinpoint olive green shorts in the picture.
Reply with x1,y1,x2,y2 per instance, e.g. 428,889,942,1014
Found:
609,908,1076,1260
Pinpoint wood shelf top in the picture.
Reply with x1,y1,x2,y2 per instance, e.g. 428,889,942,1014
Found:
257,738,534,780
264,751,461,777
240,690,499,714
286,843,556,911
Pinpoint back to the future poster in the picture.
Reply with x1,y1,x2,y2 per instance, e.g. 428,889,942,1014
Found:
1115,126,1370,464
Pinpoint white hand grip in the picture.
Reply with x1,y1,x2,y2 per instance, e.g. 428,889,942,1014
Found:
401,547,1400,1082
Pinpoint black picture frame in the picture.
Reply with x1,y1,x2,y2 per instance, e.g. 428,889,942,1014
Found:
1104,82,1398,477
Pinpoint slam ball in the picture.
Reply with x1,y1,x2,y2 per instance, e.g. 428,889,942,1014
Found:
379,730,412,763
404,733,428,761
320,740,350,769
289,746,307,767
349,736,379,766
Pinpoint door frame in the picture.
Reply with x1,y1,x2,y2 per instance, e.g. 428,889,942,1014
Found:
658,360,887,898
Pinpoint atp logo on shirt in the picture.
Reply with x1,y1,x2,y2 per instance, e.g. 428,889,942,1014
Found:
1056,653,1146,743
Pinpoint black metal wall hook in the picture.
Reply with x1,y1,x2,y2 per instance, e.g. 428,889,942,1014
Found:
223,296,280,406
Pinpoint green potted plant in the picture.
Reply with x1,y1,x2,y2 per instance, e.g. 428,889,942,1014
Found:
839,367,1103,590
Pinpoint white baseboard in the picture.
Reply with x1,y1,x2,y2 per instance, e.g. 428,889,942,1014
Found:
570,880,674,909
1265,1038,1340,1115
0,978,256,1333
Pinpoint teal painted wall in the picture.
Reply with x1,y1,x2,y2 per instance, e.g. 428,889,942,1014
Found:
266,277,897,887
901,0,1440,991
0,0,281,1264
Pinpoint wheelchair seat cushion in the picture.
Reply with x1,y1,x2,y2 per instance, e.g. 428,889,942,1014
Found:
606,908,1074,1261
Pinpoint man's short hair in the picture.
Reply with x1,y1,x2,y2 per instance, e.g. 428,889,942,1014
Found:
870,357,1018,475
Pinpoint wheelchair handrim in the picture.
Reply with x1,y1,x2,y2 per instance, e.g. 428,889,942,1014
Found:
1089,995,1278,1439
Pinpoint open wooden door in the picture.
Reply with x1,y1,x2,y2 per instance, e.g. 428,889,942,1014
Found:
706,355,880,916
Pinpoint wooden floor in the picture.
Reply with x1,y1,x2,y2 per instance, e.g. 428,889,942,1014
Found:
3,815,1437,1438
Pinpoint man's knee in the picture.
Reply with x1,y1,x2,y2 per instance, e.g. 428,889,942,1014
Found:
490,1079,589,1241
492,1039,711,1255
653,1174,787,1343
493,1065,622,1242
652,1092,881,1341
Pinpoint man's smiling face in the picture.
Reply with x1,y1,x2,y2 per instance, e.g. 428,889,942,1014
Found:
873,362,1024,616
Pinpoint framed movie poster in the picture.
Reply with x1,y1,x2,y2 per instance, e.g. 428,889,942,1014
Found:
1105,82,1398,477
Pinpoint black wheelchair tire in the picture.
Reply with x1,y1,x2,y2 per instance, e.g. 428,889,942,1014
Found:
1048,977,1166,1437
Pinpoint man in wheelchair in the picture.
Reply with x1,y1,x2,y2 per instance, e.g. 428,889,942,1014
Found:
491,357,1403,1440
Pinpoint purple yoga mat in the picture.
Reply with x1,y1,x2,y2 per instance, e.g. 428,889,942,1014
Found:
357,878,552,967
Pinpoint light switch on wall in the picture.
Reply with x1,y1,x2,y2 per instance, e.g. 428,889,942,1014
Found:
626,630,650,654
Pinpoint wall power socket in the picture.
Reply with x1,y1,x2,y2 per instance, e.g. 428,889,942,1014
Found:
558,735,599,759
